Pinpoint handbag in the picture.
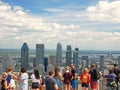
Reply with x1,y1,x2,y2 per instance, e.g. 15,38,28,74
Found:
109,81,117,87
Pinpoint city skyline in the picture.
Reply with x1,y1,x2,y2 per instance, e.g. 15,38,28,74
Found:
0,0,120,50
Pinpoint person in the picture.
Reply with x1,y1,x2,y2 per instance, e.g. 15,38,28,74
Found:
80,68,90,90
70,63,77,89
63,66,72,90
113,63,120,90
89,64,99,90
18,67,28,90
54,66,63,90
70,64,77,80
6,66,18,90
103,68,117,90
45,70,58,90
31,69,42,90
0,72,13,90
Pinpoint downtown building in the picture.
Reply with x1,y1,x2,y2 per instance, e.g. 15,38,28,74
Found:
73,48,79,70
82,56,89,68
36,44,44,67
56,42,62,66
21,43,29,69
66,45,72,66
0,55,14,72
100,55,104,71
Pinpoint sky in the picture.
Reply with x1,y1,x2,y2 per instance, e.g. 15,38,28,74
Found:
0,0,120,50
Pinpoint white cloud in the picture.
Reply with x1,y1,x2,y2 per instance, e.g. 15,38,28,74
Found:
86,0,120,22
0,1,80,49
0,1,120,50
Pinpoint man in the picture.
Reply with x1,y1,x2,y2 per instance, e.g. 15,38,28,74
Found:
89,64,99,90
45,70,58,90
70,63,77,80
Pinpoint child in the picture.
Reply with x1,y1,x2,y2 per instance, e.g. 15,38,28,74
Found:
80,68,90,90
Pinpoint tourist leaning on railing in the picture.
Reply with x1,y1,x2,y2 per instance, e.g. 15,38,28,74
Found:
30,69,42,90
18,67,29,90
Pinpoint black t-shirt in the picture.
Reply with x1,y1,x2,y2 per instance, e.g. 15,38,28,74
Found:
89,69,100,81
71,68,77,80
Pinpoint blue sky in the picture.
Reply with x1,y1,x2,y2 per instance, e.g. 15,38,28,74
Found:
0,0,120,50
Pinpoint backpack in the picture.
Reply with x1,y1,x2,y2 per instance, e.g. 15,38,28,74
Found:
109,81,117,88
82,75,88,83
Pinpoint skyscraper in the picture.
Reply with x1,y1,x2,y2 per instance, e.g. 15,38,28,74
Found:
56,42,62,66
44,57,48,72
82,56,89,68
118,56,120,66
48,55,56,66
36,44,44,66
73,48,79,70
21,43,29,69
66,45,72,66
100,55,104,71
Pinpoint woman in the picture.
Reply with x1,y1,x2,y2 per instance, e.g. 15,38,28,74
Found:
1,72,12,90
63,66,72,90
6,66,18,90
18,67,28,90
54,66,63,90
31,69,41,90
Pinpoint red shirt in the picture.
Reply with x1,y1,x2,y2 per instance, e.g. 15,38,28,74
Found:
80,73,90,84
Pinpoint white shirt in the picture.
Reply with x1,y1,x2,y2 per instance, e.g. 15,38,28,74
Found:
20,73,28,85
31,74,40,84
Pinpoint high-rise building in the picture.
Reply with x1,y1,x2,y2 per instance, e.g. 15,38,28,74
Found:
56,42,62,66
82,56,89,68
100,55,104,71
73,48,79,70
81,60,86,73
66,45,72,66
0,55,14,72
36,44,44,66
44,57,48,72
21,43,29,69
48,55,56,66
118,56,120,66
47,64,54,73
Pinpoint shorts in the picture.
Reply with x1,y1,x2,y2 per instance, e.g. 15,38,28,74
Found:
32,82,40,89
90,81,98,89
81,83,89,87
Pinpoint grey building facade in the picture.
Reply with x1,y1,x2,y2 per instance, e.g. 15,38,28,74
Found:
73,48,79,70
66,45,72,66
21,43,29,69
56,42,62,66
36,44,44,67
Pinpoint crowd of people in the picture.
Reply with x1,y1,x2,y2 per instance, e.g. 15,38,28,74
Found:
0,63,120,90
